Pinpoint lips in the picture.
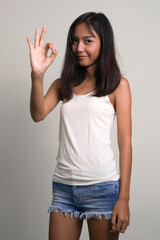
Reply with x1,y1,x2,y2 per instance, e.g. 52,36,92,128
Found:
77,56,87,59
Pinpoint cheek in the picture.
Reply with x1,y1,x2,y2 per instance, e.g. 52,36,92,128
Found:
92,46,101,57
72,45,76,53
96,45,101,57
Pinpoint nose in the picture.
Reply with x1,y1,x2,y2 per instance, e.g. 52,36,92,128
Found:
76,41,84,53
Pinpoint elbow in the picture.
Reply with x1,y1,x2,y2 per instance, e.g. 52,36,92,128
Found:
31,113,45,122
33,118,43,123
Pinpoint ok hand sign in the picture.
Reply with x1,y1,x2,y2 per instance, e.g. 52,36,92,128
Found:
27,26,58,76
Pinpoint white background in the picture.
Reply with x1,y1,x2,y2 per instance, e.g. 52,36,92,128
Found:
0,0,160,239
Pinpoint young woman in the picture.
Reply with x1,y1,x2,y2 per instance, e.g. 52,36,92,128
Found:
27,12,132,240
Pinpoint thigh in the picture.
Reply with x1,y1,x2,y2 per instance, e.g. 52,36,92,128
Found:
87,217,119,240
48,211,84,240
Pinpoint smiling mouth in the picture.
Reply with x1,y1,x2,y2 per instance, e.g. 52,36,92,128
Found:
78,56,87,60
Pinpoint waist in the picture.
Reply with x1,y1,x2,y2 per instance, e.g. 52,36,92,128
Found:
52,161,119,185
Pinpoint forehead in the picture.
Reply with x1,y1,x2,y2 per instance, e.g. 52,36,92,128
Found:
73,22,98,38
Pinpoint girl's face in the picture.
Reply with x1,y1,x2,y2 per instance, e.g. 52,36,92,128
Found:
72,22,101,69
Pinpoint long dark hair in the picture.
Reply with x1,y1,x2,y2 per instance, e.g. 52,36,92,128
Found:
59,12,123,102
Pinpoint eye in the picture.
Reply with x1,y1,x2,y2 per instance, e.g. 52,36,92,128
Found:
72,39,78,43
85,40,92,43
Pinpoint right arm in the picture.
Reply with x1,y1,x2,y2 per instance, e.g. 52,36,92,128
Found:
30,72,61,122
27,26,60,122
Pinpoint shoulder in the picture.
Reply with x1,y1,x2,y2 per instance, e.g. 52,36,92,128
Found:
115,77,130,93
54,77,62,88
52,78,62,93
48,77,62,101
113,77,132,112
114,77,131,101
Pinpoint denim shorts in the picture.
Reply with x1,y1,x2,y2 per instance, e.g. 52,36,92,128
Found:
48,179,120,220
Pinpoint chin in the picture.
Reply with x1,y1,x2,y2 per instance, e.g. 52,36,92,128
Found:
79,62,96,68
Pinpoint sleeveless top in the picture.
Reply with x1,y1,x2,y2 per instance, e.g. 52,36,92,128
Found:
52,90,119,185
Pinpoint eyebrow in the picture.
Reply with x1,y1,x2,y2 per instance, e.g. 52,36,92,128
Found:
73,35,96,39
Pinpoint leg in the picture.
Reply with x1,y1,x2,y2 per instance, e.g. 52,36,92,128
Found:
87,215,119,240
48,210,84,240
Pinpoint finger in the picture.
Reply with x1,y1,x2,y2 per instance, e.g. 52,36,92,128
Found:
39,25,47,47
119,222,128,233
111,213,117,231
44,43,52,57
50,44,57,55
44,42,52,51
49,45,58,60
34,27,40,48
27,36,34,51
44,43,56,55
115,218,123,232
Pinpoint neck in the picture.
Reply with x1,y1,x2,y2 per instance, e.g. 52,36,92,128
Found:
84,64,97,81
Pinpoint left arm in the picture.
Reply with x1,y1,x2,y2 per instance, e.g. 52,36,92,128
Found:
111,77,132,233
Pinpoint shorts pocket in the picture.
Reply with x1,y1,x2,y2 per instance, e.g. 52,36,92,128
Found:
91,181,116,199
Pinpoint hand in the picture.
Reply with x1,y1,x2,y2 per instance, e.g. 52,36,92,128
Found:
110,198,130,234
27,26,58,75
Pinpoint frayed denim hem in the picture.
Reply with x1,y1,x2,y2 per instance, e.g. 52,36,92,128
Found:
79,211,112,220
48,206,112,220
48,206,81,219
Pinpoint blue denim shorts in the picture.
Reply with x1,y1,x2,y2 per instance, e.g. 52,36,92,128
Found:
48,179,120,220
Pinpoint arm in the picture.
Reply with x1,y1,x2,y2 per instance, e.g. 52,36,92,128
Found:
30,72,44,122
116,77,132,201
111,77,132,233
27,26,59,122
30,73,61,122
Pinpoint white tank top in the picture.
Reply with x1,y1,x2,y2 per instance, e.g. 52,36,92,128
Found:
52,90,119,185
